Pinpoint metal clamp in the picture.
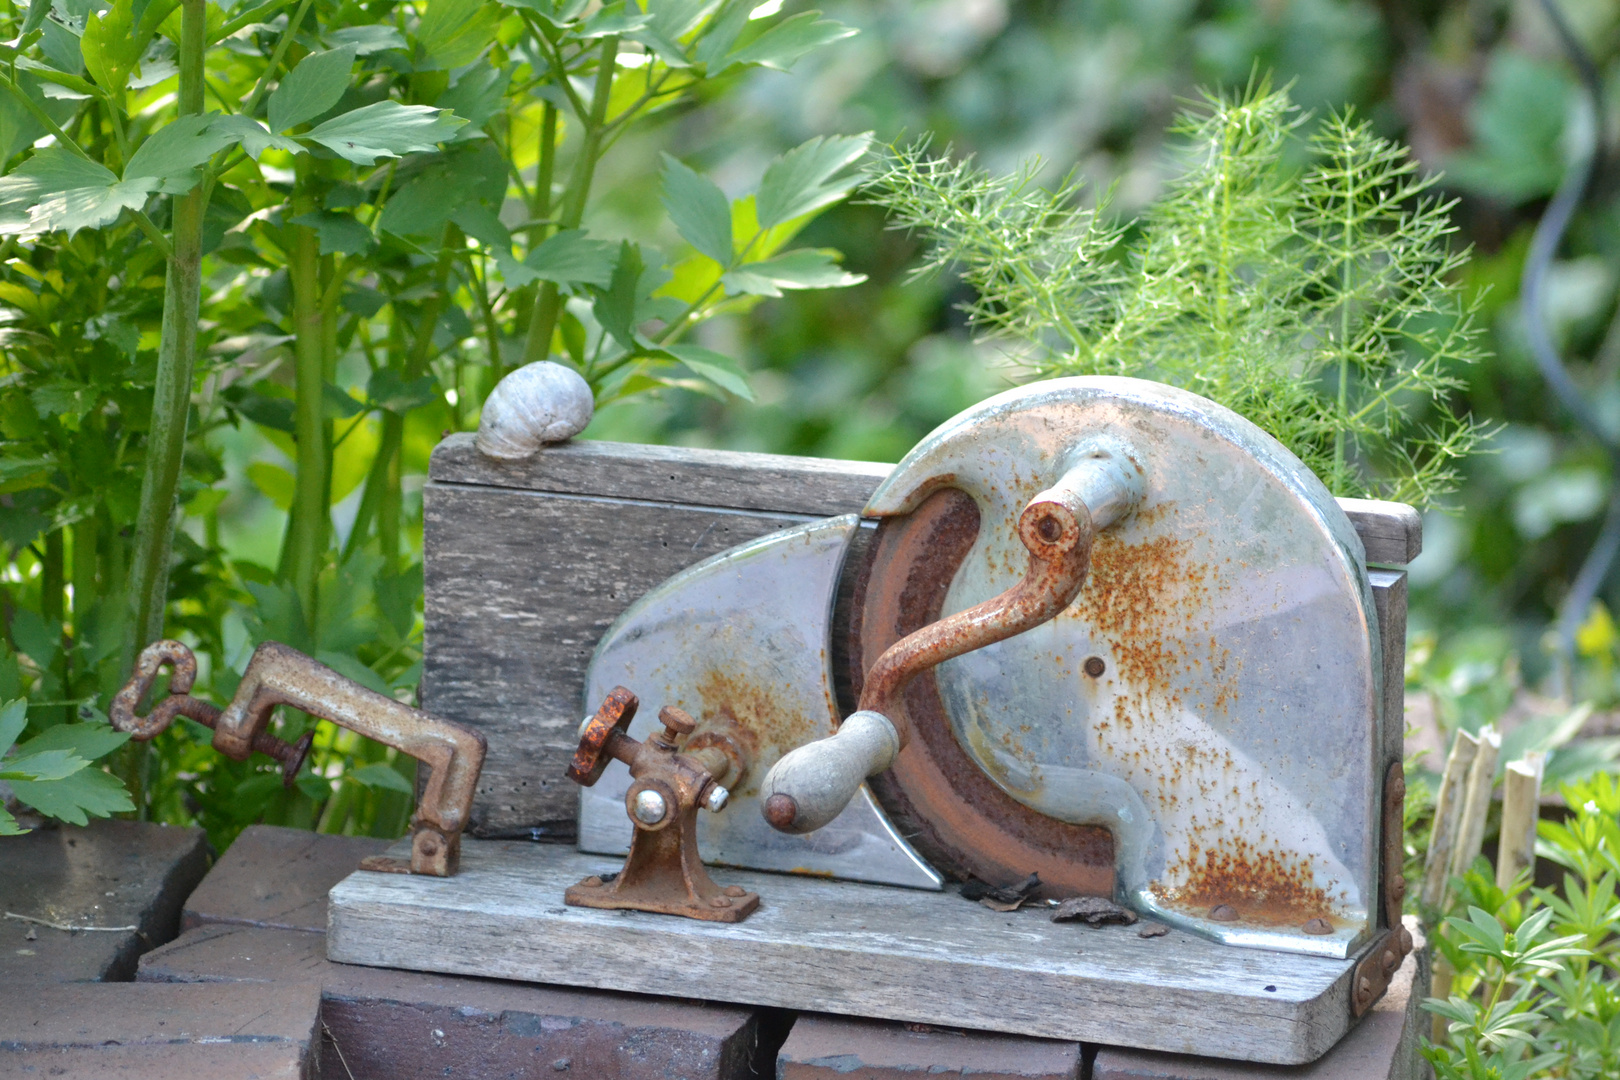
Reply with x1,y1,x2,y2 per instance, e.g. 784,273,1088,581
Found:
112,639,487,877
564,686,759,922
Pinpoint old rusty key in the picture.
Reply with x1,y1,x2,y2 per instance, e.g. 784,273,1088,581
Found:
564,687,759,922
113,639,487,877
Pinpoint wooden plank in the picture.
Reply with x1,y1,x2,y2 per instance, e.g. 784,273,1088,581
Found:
421,481,818,832
1338,498,1423,566
429,433,893,517
327,840,1358,1066
1369,570,1408,772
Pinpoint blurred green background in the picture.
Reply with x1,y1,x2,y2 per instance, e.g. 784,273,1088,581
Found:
3,0,1618,848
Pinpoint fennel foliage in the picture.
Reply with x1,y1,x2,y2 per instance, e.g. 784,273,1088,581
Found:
866,83,1487,508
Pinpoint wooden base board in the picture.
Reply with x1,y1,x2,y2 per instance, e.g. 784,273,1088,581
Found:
327,840,1374,1065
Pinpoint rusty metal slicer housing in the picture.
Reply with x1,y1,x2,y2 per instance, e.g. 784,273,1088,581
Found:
576,376,1412,999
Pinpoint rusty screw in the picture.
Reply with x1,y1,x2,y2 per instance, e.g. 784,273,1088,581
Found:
723,885,747,898
1208,904,1238,922
1083,656,1106,678
656,706,696,748
710,895,732,909
1302,917,1333,935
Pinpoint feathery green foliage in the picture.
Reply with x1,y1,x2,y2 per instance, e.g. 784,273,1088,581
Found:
866,81,1487,508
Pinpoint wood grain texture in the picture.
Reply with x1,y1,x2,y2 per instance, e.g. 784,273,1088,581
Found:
429,433,894,517
328,840,1358,1066
423,440,1419,833
421,481,819,832
1338,499,1423,566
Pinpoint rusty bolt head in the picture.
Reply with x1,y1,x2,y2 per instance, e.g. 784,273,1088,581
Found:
724,885,747,898
417,832,441,856
1382,948,1400,975
710,895,732,909
1391,873,1406,900
658,706,696,739
1208,904,1238,922
1083,656,1106,678
581,876,603,888
1399,927,1414,955
1302,917,1333,935
704,784,730,813
1357,975,1373,1000
764,793,798,831
632,788,668,826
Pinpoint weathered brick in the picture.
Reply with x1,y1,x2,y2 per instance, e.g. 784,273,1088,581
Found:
776,1015,1081,1079
1093,921,1431,1080
140,922,767,1079
0,979,320,1079
181,824,389,933
0,820,210,983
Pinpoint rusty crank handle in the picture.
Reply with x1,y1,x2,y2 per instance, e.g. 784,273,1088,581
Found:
762,437,1145,835
113,639,487,877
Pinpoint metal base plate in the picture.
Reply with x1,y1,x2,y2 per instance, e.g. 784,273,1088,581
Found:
565,875,761,923
327,839,1390,1065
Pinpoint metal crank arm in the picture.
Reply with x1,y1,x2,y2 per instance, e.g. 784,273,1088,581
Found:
113,639,487,877
761,438,1144,835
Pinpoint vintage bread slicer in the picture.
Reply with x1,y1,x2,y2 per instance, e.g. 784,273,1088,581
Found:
324,375,1417,1065
575,376,1409,961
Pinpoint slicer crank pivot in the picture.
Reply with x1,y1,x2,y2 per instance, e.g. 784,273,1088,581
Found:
565,687,759,922
112,639,487,877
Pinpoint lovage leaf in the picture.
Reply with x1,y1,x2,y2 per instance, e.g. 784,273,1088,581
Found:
718,10,854,73
80,0,144,95
348,762,414,795
15,721,130,763
721,248,863,297
521,228,617,287
268,44,357,134
662,343,753,400
0,698,27,756
754,133,870,228
416,0,503,69
302,101,466,164
10,765,134,824
660,153,731,265
124,114,246,191
0,749,89,783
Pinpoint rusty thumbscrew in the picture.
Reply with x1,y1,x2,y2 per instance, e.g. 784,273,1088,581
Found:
110,640,313,787
568,688,731,821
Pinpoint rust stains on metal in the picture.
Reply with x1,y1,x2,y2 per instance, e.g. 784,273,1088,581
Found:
692,668,813,785
565,686,760,922
113,639,486,878
1158,837,1334,926
853,488,1117,900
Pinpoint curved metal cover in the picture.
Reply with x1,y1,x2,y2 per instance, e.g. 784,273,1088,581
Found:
867,377,1381,958
582,515,942,890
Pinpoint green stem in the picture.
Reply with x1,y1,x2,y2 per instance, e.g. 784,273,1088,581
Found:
124,0,209,677
521,35,618,367
284,188,326,619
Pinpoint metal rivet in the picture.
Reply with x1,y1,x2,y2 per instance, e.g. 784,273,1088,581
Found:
1391,874,1406,900
1209,904,1237,922
1083,657,1106,678
581,876,602,888
1302,917,1333,935
724,885,747,898
710,895,732,908
632,789,668,825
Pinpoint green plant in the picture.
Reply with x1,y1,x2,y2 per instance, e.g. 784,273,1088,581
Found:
0,698,132,832
863,79,1487,508
0,0,867,849
1423,775,1620,1079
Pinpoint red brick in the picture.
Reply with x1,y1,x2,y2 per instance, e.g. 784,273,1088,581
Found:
140,922,767,1079
181,824,389,933
0,820,209,983
0,979,319,1079
777,1015,1081,1079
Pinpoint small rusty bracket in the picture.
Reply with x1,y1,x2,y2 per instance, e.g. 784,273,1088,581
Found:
112,639,487,877
564,687,759,922
1353,761,1416,1019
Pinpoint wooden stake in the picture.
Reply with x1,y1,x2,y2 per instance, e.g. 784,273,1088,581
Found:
1421,728,1481,909
1447,725,1501,885
1495,751,1546,893
1430,955,1454,1045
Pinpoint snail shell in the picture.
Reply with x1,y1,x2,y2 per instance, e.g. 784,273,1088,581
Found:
475,361,594,460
